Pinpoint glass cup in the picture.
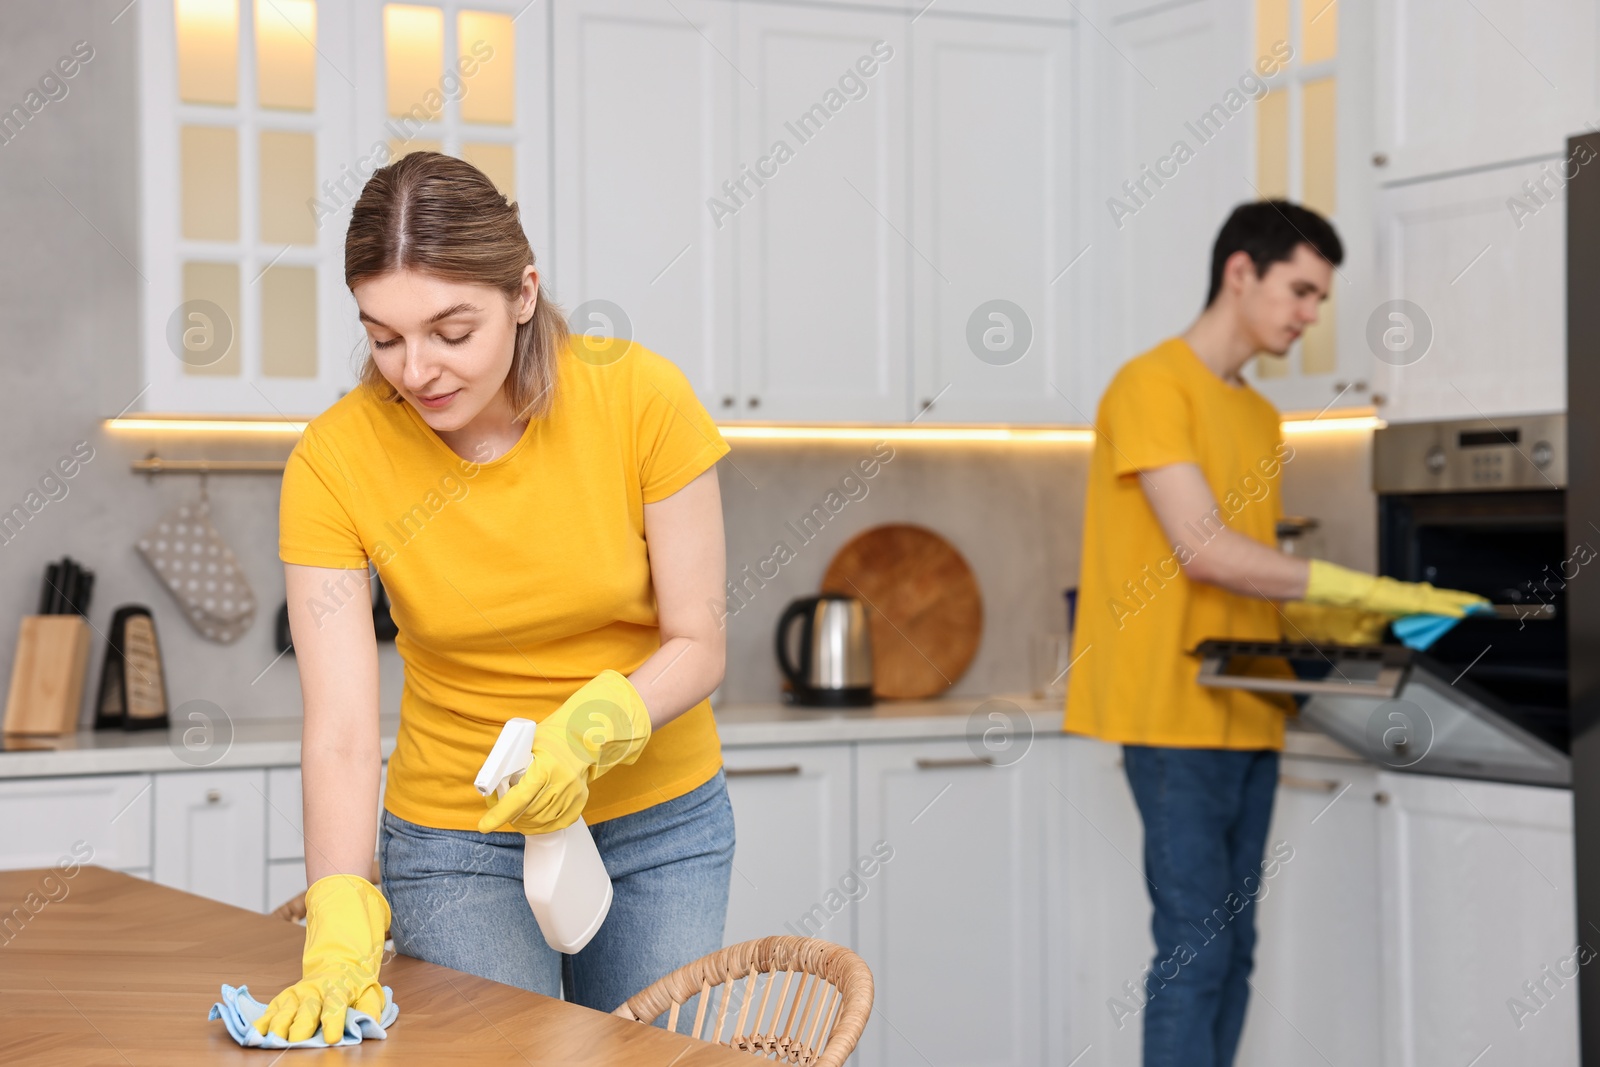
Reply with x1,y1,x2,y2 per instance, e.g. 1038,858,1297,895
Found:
1030,632,1073,701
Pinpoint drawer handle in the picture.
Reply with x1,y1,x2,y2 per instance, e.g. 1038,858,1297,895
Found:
915,756,995,770
1279,774,1340,794
205,789,222,804
725,765,802,778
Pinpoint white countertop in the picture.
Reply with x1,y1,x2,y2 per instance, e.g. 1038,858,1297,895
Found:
0,694,1359,779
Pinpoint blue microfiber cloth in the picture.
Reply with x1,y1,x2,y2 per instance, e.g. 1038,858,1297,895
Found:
209,983,399,1049
1392,603,1494,651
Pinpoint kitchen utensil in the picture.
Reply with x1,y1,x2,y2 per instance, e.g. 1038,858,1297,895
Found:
820,524,982,699
135,496,257,643
774,594,874,706
3,614,92,735
93,605,169,731
1276,516,1324,557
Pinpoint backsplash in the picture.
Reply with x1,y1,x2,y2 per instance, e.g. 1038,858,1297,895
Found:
0,419,1375,728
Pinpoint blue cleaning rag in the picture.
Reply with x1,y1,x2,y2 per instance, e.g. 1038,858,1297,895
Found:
209,983,399,1049
1392,603,1495,651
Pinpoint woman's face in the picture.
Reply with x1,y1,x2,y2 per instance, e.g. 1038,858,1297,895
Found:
353,267,536,431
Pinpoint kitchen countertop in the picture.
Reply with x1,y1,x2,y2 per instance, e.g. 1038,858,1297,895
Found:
0,694,1360,779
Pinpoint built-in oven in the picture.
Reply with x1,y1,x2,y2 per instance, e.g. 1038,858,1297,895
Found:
1373,413,1569,751
1189,413,1572,788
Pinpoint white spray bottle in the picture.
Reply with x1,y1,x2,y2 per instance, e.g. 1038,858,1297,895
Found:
474,717,613,953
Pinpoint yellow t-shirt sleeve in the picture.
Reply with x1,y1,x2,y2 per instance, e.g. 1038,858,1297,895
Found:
279,426,368,569
1098,363,1199,478
633,352,730,504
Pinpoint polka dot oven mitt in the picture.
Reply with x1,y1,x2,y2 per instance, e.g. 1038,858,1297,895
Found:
136,499,257,643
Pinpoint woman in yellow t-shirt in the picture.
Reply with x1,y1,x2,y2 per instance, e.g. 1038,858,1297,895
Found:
254,152,734,1044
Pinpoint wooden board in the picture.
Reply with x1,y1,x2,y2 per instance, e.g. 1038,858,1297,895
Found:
0,866,754,1066
820,524,983,700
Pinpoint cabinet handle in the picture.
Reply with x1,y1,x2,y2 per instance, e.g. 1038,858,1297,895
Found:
1372,152,1389,167
919,398,933,411
747,396,761,409
205,789,222,804
721,395,735,408
1279,774,1340,793
914,756,995,770
725,764,802,778
1374,790,1391,805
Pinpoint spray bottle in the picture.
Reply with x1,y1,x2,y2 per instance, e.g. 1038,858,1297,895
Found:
474,717,614,953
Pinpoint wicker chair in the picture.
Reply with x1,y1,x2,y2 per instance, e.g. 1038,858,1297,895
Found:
612,936,873,1066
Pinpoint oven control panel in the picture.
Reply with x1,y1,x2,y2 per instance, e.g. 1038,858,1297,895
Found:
1374,413,1565,492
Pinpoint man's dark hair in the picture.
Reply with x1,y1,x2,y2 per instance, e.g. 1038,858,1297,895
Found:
1205,200,1343,307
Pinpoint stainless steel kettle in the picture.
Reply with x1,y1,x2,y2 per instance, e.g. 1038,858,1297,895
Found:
775,594,874,706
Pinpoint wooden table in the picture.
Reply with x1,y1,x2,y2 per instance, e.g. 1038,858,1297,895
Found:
0,867,752,1066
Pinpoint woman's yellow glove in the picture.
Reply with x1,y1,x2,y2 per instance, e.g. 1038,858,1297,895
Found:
252,873,390,1044
478,669,653,836
1304,559,1488,619
1280,601,1392,645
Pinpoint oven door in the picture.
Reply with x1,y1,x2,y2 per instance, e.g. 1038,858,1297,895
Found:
1192,640,1571,787
1379,488,1568,750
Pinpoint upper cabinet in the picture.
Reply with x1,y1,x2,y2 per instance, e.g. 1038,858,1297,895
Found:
131,0,547,419
125,0,1576,424
734,4,911,423
1373,0,1600,184
908,13,1078,424
137,0,358,417
549,0,735,416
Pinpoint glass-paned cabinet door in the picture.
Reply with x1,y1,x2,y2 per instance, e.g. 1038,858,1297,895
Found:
1243,0,1374,414
350,0,550,277
138,0,361,417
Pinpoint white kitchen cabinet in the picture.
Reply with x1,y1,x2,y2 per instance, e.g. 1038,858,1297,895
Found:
734,4,911,422
265,763,387,866
1047,736,1150,1067
129,0,361,418
152,768,267,912
854,737,1046,1067
1083,0,1254,414
1373,0,1599,184
908,12,1079,424
721,744,854,949
1373,159,1565,422
550,0,738,414
1376,772,1578,1066
1236,759,1382,1067
0,774,153,873
266,857,309,913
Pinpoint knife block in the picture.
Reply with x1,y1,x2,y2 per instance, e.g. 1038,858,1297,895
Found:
4,615,92,735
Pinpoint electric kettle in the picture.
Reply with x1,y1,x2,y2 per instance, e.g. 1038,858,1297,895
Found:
775,593,874,706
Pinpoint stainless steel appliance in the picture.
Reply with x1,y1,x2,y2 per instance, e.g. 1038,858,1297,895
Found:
775,594,874,707
1187,413,1572,787
1374,413,1568,751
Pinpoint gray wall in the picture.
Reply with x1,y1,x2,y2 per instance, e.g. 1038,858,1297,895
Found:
0,1,1377,730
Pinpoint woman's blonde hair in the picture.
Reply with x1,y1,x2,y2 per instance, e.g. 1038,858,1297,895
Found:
345,151,567,419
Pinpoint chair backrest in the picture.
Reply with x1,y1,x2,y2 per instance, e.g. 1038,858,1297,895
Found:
612,935,873,1066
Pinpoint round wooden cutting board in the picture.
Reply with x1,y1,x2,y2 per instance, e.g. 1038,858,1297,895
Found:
820,524,983,699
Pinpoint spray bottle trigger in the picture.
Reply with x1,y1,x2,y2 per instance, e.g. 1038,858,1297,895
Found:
474,717,538,800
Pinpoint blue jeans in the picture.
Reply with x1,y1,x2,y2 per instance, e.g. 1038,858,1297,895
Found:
378,768,736,1023
1122,746,1279,1067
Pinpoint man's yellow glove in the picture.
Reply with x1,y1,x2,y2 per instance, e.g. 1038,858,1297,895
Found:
1304,559,1488,619
478,669,653,836
252,873,389,1044
1280,601,1392,645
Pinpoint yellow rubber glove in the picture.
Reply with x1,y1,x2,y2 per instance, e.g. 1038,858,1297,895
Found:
1280,601,1392,645
252,873,390,1044
1304,559,1489,619
478,669,653,836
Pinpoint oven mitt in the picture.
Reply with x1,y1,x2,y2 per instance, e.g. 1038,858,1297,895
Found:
1392,603,1495,651
209,983,398,1049
135,499,256,643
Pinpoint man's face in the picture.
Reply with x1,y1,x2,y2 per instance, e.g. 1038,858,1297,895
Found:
1236,244,1333,357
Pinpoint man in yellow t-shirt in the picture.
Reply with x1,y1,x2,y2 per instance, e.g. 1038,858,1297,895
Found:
1065,201,1485,1067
